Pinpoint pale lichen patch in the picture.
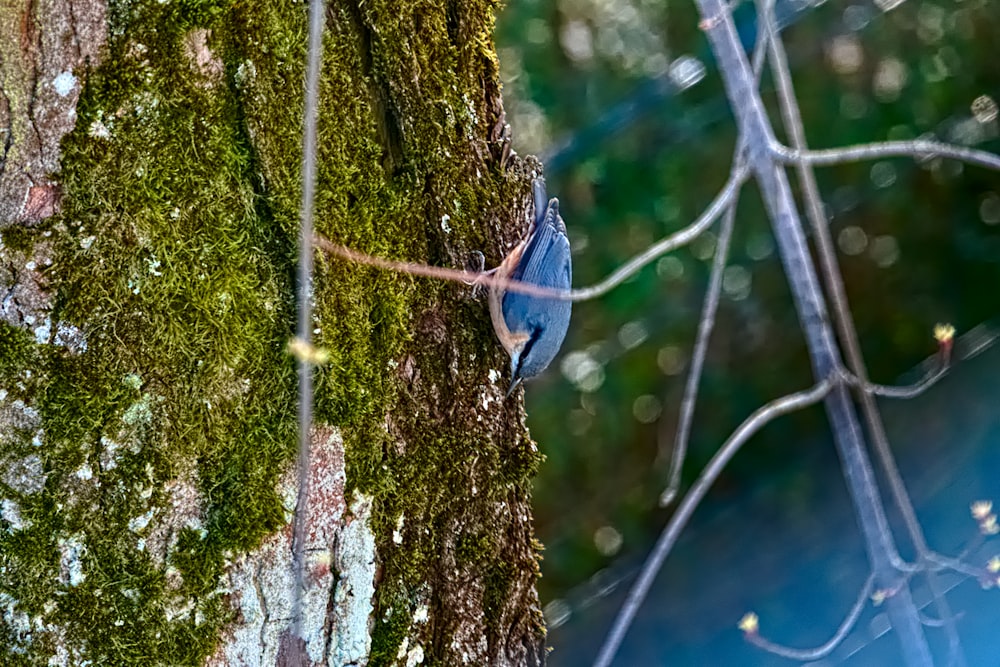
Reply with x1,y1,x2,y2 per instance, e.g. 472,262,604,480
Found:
57,535,86,587
329,493,377,666
1,498,26,531
2,453,45,495
52,71,78,97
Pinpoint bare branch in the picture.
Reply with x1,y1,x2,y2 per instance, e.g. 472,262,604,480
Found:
291,0,328,649
833,320,1000,401
314,163,748,303
659,15,769,508
745,573,875,661
772,140,1000,171
312,234,574,300
691,0,935,661
571,163,748,300
925,552,991,580
593,379,833,667
658,193,737,507
760,0,968,662
844,365,948,400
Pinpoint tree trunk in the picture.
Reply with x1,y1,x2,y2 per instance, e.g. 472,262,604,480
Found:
0,1,546,665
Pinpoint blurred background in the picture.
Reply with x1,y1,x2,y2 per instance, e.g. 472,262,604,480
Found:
493,0,1000,663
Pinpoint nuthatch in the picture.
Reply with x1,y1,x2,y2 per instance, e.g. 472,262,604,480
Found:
488,177,572,396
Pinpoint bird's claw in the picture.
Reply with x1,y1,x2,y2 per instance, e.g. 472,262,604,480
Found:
464,250,494,296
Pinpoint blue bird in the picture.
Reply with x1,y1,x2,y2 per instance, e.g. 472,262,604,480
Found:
488,177,572,396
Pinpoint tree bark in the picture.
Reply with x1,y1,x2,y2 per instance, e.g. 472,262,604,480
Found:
0,1,546,665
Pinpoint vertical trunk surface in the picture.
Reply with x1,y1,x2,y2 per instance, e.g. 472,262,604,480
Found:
0,1,546,665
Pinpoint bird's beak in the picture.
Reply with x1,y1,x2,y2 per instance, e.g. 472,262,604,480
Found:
505,376,523,399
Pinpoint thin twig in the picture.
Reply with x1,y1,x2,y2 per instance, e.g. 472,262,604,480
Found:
842,365,949,400
659,18,769,507
569,163,748,300
772,140,1000,171
291,0,327,648
924,552,990,580
313,164,748,303
745,573,875,661
313,234,566,300
659,190,738,506
592,379,833,667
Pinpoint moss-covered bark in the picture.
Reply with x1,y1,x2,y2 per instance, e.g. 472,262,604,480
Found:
1,0,546,664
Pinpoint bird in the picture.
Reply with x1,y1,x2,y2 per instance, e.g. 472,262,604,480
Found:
488,177,572,397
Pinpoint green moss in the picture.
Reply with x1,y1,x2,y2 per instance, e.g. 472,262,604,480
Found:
456,532,492,564
0,225,36,254
164,0,229,29
53,541,222,663
171,526,223,597
0,321,35,377
369,591,412,666
483,560,517,635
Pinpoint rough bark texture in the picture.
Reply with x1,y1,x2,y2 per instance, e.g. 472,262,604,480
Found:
0,1,546,665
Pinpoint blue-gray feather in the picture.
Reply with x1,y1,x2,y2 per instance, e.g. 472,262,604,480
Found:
532,178,549,226
502,192,572,382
